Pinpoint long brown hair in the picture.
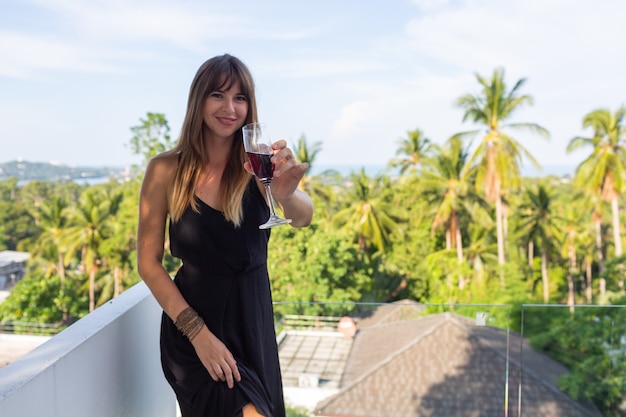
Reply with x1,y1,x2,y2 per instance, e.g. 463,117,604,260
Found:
169,54,258,226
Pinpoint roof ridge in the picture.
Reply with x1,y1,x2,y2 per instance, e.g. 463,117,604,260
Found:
354,300,424,328
357,309,442,331
365,302,418,324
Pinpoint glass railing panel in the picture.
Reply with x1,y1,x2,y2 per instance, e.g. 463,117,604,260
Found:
519,304,626,417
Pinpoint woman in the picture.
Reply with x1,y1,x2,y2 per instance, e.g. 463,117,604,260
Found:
137,54,313,417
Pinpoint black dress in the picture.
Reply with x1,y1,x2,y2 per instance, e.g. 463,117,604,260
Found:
160,179,285,417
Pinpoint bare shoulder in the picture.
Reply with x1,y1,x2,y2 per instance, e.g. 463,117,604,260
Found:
141,151,179,202
148,151,178,176
144,151,178,184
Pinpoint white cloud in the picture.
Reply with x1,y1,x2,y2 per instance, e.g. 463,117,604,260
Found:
259,58,389,78
323,74,472,165
1,0,330,79
385,0,626,167
0,30,128,78
0,0,230,79
329,101,377,140
409,0,450,12
26,0,322,48
403,0,626,78
2,0,624,169
26,0,240,49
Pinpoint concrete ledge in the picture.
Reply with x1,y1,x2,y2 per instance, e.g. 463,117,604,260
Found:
0,281,175,417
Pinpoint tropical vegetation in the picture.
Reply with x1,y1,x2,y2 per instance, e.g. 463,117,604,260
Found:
1,68,625,415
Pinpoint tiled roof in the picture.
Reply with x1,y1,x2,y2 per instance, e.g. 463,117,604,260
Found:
315,308,602,417
341,313,441,388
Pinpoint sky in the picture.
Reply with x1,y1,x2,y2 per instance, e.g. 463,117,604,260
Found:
1,0,625,175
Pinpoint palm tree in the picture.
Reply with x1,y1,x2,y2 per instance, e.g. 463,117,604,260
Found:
516,184,562,302
30,196,69,285
419,137,491,279
567,106,626,290
577,227,598,303
587,193,607,276
292,134,322,172
291,134,339,221
577,191,609,301
558,194,585,309
390,129,432,175
96,188,127,300
455,68,549,272
464,227,499,290
63,189,122,311
332,169,400,254
292,134,321,190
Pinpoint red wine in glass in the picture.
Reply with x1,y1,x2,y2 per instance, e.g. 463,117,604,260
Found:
242,122,292,229
246,152,274,183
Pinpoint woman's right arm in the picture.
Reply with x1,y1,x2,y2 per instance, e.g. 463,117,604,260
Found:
136,155,241,388
137,155,189,321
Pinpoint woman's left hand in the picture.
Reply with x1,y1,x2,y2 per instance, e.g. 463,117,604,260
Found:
244,139,314,227
270,140,309,199
244,139,309,200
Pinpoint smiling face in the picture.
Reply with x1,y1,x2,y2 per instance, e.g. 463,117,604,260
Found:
202,80,249,142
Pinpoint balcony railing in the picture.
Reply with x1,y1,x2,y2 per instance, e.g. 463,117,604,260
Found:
0,321,63,336
0,283,624,417
0,282,175,417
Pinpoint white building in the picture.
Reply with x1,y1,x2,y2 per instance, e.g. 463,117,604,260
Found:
0,250,29,290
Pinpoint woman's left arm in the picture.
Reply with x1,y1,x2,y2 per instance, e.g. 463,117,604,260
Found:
274,188,313,227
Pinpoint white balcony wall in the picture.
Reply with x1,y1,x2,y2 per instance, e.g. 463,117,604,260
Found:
0,282,175,417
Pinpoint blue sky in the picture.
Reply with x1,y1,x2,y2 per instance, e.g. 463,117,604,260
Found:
1,0,625,174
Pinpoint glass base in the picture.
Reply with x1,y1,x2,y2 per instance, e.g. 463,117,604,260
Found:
259,215,292,229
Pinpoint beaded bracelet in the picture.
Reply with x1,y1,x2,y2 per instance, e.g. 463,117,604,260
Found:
174,307,205,341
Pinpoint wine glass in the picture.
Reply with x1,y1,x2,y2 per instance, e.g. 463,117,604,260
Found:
242,122,292,229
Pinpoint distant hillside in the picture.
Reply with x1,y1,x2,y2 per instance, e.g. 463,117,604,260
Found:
0,160,127,182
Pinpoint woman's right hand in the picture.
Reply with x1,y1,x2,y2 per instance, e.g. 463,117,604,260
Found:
191,326,241,389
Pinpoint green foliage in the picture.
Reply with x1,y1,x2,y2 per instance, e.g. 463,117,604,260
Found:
268,223,371,317
96,180,142,300
384,219,434,301
0,272,87,325
286,404,311,417
600,255,626,304
129,112,174,169
525,306,626,416
0,199,38,251
332,168,402,254
2,102,626,415
0,177,19,200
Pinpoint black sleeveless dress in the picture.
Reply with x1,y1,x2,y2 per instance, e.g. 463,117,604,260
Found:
160,179,285,417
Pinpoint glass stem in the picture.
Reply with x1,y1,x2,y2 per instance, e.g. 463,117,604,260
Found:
263,183,278,217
